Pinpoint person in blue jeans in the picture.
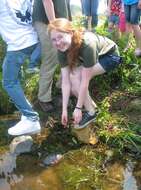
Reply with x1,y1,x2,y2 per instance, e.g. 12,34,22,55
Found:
26,43,41,74
123,0,141,56
81,0,99,30
0,0,41,136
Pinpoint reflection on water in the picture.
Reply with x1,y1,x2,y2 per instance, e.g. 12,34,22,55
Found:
123,161,137,190
11,166,63,190
0,152,141,190
0,178,10,190
0,117,141,190
0,153,16,176
0,152,64,190
0,152,23,190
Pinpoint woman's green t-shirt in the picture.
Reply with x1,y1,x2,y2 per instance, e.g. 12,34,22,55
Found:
58,32,117,68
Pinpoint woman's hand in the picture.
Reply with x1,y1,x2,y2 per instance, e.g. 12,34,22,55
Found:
61,67,71,127
73,108,82,124
61,110,68,127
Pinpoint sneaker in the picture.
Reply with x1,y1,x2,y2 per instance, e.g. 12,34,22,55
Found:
8,117,41,136
25,67,40,74
38,100,54,112
74,111,98,130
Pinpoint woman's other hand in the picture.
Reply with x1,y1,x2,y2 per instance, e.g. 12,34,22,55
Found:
61,111,68,127
73,108,82,124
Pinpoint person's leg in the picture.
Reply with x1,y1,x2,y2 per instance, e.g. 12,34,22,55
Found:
81,0,90,16
132,24,141,52
70,66,98,129
70,63,106,110
81,0,85,15
2,51,39,120
124,4,130,23
91,0,99,27
130,3,141,54
108,15,115,34
81,0,91,29
122,5,133,51
70,67,96,113
34,22,58,111
66,0,72,20
28,43,41,69
119,11,126,33
108,22,114,32
2,50,40,136
93,50,121,76
90,63,105,79
112,15,120,40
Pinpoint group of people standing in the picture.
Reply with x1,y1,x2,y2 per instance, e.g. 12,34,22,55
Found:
0,0,140,136
81,0,141,56
107,0,141,56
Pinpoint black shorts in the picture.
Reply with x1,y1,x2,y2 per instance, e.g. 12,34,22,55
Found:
99,50,122,72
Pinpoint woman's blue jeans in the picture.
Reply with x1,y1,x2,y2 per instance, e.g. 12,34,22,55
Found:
81,0,99,27
2,44,39,121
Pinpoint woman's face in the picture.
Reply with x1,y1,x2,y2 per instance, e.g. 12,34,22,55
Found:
50,30,72,52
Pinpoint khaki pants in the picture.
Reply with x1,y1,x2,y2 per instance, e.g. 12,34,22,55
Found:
34,22,58,102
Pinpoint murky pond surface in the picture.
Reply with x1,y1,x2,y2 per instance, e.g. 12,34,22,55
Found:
0,116,141,190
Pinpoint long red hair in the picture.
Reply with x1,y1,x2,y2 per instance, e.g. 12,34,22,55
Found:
48,18,83,70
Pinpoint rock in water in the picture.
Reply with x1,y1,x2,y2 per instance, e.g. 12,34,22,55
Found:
10,136,33,155
42,154,63,166
72,124,98,145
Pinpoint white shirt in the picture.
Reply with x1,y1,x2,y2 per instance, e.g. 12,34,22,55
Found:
0,0,38,51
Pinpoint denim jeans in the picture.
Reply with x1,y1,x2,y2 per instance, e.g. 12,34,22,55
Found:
124,3,141,24
2,44,39,121
22,43,41,68
81,0,99,27
99,49,121,72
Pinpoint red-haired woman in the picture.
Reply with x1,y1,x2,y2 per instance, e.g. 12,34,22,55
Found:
48,18,121,129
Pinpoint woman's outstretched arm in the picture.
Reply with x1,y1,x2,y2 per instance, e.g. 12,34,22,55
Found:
42,0,55,21
61,67,71,126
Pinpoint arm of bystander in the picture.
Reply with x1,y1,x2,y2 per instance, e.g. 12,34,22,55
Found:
42,0,55,21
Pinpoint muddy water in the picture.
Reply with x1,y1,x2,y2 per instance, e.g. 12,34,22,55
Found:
0,155,63,190
0,152,141,190
0,116,141,190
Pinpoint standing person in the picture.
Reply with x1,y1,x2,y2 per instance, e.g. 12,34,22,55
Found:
0,0,41,136
48,18,122,129
81,0,99,30
123,0,141,56
107,0,122,36
32,0,69,112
